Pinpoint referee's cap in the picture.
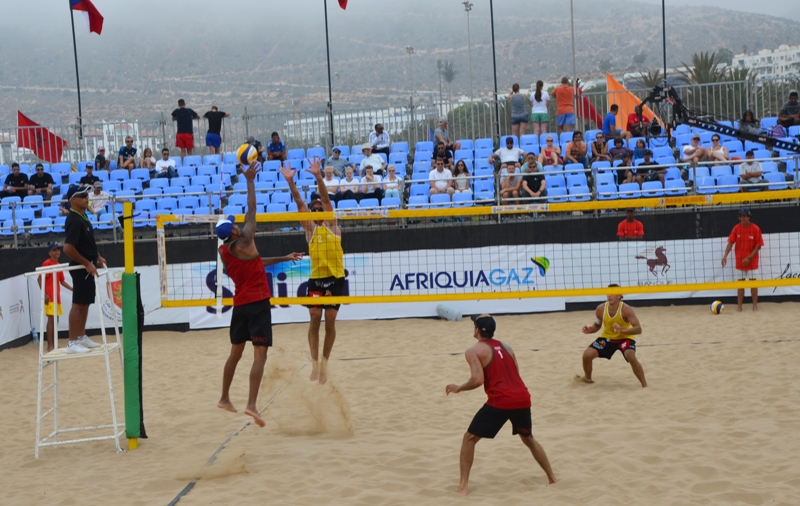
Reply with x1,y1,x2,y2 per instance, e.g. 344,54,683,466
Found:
215,215,236,240
471,314,496,337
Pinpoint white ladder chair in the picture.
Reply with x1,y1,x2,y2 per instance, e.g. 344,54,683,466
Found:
29,264,125,459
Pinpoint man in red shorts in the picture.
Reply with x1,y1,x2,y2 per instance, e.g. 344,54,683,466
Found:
215,161,302,427
446,314,556,496
721,208,764,312
171,98,199,162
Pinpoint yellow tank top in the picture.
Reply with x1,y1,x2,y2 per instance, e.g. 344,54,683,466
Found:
600,302,634,340
309,225,344,279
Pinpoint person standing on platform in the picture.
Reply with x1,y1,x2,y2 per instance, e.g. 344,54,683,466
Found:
551,76,575,135
62,185,106,354
203,106,230,156
215,161,302,426
38,244,73,353
281,156,345,385
446,314,557,496
721,208,764,312
578,285,647,387
172,99,199,162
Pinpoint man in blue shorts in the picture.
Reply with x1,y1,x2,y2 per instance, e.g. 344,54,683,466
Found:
551,77,576,135
203,106,230,156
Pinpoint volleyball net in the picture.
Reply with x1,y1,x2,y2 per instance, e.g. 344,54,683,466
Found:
153,190,800,309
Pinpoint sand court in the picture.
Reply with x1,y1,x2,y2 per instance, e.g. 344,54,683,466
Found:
1,303,800,505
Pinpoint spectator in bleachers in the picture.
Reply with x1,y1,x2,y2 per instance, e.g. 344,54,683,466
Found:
368,124,391,157
339,166,360,201
632,139,647,161
266,132,287,162
590,133,610,164
509,83,529,137
489,136,526,171
739,110,760,135
565,131,589,168
140,147,155,171
79,163,101,186
707,134,729,162
520,163,547,201
203,106,230,156
325,148,349,177
603,105,633,142
118,136,137,173
739,150,764,190
28,163,54,201
0,163,28,199
538,135,560,167
616,152,636,184
431,142,453,169
681,135,707,165
154,147,177,179
626,106,650,138
499,164,523,204
778,91,800,130
88,182,113,216
172,99,199,161
359,143,387,177
383,165,403,199
434,118,461,152
552,76,576,135
617,209,644,240
520,152,541,174
452,160,471,195
529,80,550,136
321,166,341,202
608,137,629,160
94,146,110,171
358,165,383,203
635,150,665,187
429,158,455,197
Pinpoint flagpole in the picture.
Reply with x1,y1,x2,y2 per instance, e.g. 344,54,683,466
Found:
68,0,85,162
324,0,336,149
489,0,500,141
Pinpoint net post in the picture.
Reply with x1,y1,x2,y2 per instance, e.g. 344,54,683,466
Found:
121,201,141,447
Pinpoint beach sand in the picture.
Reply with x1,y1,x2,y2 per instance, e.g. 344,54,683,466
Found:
2,303,799,505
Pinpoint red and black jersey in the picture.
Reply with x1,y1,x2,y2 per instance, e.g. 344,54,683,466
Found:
218,240,270,306
482,339,531,410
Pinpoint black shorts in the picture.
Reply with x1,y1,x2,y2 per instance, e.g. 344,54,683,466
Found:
69,266,96,305
590,338,636,361
230,299,273,347
307,276,345,310
467,404,533,439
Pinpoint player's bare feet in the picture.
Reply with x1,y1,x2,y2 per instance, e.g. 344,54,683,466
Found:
310,360,319,382
217,399,238,413
244,407,265,427
455,485,469,496
752,304,758,311
547,475,558,484
575,374,594,384
736,306,743,313
319,357,329,385
319,371,328,385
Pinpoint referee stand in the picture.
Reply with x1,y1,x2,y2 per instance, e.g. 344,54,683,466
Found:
28,263,125,459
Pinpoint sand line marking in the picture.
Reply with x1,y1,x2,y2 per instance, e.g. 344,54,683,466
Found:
167,360,310,506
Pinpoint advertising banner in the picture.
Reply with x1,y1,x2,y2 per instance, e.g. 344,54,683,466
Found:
0,275,31,346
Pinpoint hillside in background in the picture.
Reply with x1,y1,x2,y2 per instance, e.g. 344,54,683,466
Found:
1,0,799,126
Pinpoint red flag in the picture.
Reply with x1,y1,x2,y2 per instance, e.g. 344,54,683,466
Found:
575,86,603,126
17,111,68,164
338,0,347,9
71,0,104,35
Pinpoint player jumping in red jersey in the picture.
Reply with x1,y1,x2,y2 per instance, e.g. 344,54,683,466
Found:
446,314,556,496
215,161,302,427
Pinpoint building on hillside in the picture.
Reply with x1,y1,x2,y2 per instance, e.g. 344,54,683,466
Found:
734,45,800,81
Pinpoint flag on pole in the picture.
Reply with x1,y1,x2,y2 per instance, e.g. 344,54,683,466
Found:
70,0,104,35
17,111,68,164
606,73,658,131
575,86,604,126
338,0,347,9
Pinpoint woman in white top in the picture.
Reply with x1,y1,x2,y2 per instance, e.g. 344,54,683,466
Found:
382,165,403,199
140,147,156,170
322,165,341,202
453,159,472,194
707,134,729,162
358,165,383,202
339,166,360,201
530,80,550,136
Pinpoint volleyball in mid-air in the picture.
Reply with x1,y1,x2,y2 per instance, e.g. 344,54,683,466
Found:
710,301,724,314
237,143,258,165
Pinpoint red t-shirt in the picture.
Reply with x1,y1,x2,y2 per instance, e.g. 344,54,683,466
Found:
42,258,65,304
626,113,650,131
617,219,644,238
219,241,271,306
482,339,531,410
728,223,764,270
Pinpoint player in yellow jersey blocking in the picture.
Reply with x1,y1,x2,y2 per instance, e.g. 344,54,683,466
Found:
578,284,647,388
281,156,345,385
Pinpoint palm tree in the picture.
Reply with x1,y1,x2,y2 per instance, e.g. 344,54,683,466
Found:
636,69,664,89
441,60,458,104
678,51,728,84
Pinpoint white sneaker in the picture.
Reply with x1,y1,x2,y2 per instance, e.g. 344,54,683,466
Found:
76,335,101,349
67,341,91,354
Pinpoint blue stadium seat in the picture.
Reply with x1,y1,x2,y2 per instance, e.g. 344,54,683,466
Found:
382,197,401,209
142,187,162,197
103,180,122,193
695,176,717,195
178,166,196,178
23,195,44,212
564,163,584,175
222,204,243,215
110,170,129,181
0,219,23,236
388,153,407,166
390,142,409,154
287,148,305,160
183,155,201,167
264,203,285,213
203,154,221,166
197,165,217,178
454,149,473,162
760,117,778,130
568,186,591,202
664,180,688,196
29,218,53,235
122,180,143,194
96,213,118,230
171,176,190,188
307,147,326,159
673,124,691,135
130,168,150,182
42,207,60,219
457,139,473,151
410,183,430,197
223,153,237,165
156,197,178,211
716,175,739,193
652,146,673,159
1,196,22,209
271,192,291,206
664,168,682,182
429,194,451,208
566,174,587,187
546,187,568,203
475,138,493,151
349,154,365,166
475,148,494,160
544,175,566,191
619,182,642,199
413,151,431,163
178,196,200,209
641,181,664,197
688,166,710,182
359,198,380,209
452,192,473,207
51,163,71,179
596,181,618,200
415,141,433,153
765,172,788,190
711,165,732,178
407,195,428,208
336,199,358,210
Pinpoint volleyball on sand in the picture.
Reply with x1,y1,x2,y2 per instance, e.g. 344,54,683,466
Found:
237,143,258,165
710,301,724,314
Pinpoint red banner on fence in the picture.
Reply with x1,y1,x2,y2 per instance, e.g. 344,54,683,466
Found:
17,111,67,164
